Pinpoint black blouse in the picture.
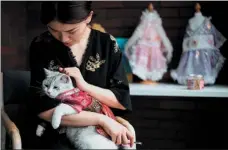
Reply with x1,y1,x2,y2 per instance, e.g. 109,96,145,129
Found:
29,29,132,116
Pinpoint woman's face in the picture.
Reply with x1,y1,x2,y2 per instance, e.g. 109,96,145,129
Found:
47,12,92,47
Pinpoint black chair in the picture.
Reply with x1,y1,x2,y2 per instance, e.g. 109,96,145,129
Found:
1,70,30,149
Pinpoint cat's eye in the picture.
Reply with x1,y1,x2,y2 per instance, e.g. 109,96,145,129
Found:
44,84,48,87
53,86,59,90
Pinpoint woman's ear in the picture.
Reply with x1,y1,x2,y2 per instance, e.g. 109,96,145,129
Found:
85,11,93,24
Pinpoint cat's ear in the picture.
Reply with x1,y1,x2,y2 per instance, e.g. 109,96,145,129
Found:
43,68,53,77
60,75,69,83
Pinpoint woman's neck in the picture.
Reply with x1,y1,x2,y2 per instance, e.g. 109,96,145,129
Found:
70,27,91,66
70,27,91,48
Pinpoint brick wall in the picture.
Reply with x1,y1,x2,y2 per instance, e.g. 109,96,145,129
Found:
1,2,28,70
26,2,46,47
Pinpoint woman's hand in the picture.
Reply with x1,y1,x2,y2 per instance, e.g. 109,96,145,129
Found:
98,115,134,147
59,67,88,91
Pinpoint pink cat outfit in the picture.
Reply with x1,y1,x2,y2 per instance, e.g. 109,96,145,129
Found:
125,10,173,81
56,88,116,138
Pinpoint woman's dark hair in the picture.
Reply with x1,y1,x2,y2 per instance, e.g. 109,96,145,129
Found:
40,1,92,25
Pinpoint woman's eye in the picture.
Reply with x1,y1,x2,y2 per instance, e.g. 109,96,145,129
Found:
69,31,76,34
48,28,57,33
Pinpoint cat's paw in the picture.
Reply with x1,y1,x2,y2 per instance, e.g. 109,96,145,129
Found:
52,105,63,129
52,103,76,129
36,124,45,137
52,114,61,129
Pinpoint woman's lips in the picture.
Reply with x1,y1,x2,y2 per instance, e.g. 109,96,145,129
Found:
63,42,72,47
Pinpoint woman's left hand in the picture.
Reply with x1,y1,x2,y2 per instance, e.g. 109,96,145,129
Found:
59,67,88,91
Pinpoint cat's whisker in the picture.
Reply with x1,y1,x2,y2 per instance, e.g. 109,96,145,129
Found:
39,92,46,97
36,81,42,84
30,86,41,90
36,89,45,94
36,91,43,94
37,89,44,93
40,93,45,96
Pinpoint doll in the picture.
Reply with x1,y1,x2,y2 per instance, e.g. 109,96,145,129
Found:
125,3,173,85
171,3,226,85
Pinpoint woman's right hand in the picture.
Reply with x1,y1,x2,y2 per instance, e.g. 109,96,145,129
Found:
98,115,134,147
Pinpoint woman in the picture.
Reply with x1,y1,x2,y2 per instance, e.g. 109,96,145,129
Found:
28,1,133,149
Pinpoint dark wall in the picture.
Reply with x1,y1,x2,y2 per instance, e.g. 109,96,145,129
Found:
1,2,28,70
200,2,228,85
126,96,228,149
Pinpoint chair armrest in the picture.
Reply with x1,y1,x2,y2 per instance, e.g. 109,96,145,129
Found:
116,116,136,142
1,108,22,149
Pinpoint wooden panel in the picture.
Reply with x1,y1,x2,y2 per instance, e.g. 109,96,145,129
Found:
107,28,136,37
165,29,179,38
122,1,160,9
162,18,188,28
93,9,107,20
92,1,123,9
159,8,179,17
94,18,139,28
179,8,194,17
27,1,41,11
161,1,194,7
106,9,143,19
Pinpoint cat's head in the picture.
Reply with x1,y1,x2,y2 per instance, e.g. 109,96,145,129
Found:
42,68,74,99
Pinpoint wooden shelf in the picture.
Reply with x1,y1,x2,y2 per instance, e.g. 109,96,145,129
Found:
129,83,228,98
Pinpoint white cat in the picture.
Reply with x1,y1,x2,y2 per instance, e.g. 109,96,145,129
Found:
37,68,135,149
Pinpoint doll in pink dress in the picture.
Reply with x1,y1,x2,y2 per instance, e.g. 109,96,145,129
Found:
125,3,173,84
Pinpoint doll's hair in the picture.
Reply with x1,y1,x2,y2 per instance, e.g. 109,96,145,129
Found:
40,1,92,25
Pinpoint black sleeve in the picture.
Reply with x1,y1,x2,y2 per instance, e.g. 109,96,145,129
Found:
107,35,132,115
28,37,60,115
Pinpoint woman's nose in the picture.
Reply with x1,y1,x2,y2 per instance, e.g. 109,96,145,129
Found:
60,33,70,43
